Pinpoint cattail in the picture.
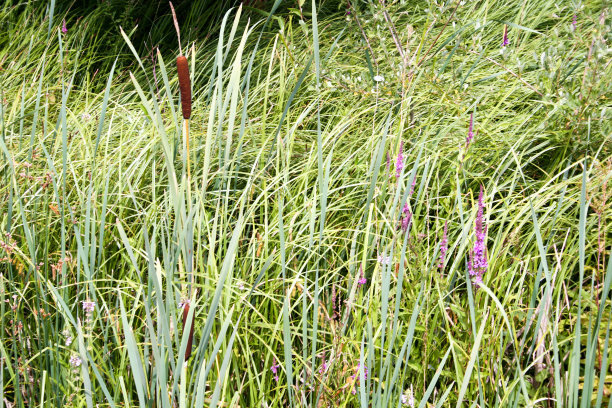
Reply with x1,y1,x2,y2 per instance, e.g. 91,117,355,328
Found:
182,300,194,360
176,56,191,119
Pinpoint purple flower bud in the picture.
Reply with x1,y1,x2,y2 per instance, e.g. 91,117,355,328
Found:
502,24,509,47
572,14,577,30
61,19,68,34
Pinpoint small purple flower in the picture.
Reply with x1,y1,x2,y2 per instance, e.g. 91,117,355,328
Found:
409,177,416,196
401,212,412,232
319,353,328,374
572,14,577,30
438,221,448,268
377,253,391,265
61,19,68,34
466,113,474,146
402,202,410,216
82,301,95,313
358,266,367,285
401,385,415,406
399,202,412,232
271,358,280,382
62,329,73,346
468,186,488,285
69,355,82,367
502,24,509,47
395,141,404,179
350,363,368,394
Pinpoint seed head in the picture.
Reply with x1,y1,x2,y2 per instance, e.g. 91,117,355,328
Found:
176,56,191,119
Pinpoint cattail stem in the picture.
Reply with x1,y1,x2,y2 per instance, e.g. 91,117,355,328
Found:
184,119,191,181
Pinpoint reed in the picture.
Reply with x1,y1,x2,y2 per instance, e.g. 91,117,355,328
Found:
0,1,610,406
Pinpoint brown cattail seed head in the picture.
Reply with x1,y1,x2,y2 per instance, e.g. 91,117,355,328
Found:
182,302,194,360
176,55,191,119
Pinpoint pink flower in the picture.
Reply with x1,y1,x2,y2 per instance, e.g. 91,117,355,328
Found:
61,19,67,34
350,363,368,394
377,253,391,265
399,202,412,232
358,266,367,285
82,301,95,313
69,355,82,367
271,358,280,382
319,353,328,374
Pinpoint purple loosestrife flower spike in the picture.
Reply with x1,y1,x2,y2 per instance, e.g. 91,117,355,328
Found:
438,221,448,268
61,19,67,34
319,353,328,374
572,14,577,30
400,203,412,232
466,113,474,146
502,24,509,47
468,186,488,286
358,265,367,285
351,363,368,394
271,358,280,382
402,202,410,216
386,152,391,178
395,141,404,179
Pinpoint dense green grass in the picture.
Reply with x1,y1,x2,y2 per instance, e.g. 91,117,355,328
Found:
1,0,611,406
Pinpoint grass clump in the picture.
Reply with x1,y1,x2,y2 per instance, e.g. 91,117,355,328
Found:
0,0,611,407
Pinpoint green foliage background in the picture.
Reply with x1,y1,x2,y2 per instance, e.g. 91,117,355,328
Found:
0,0,611,407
